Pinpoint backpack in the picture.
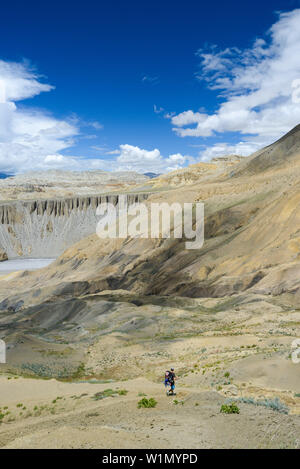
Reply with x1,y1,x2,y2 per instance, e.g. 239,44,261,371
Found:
165,370,174,383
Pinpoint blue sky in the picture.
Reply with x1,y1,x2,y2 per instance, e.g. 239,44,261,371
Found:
1,0,300,173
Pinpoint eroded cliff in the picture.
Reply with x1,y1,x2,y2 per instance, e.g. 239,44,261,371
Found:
0,193,149,258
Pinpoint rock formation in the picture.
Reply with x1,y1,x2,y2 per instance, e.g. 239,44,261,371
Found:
0,193,149,258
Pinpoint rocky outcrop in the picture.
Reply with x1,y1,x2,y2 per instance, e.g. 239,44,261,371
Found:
0,193,150,259
0,248,7,261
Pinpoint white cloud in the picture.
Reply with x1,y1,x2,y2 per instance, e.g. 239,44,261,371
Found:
0,59,183,175
0,60,79,174
117,144,161,165
0,60,53,102
167,153,187,164
171,110,208,128
89,121,103,130
49,144,189,174
98,144,189,173
199,141,260,161
170,9,300,158
142,75,159,85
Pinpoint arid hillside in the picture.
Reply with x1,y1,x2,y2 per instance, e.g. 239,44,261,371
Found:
0,127,300,449
2,125,300,304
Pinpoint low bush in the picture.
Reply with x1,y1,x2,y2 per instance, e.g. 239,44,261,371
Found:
138,397,157,408
220,402,240,414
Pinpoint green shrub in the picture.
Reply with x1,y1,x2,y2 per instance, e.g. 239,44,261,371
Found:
138,397,157,408
220,402,240,414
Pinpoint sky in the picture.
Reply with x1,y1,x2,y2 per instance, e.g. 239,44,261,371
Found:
1,0,300,174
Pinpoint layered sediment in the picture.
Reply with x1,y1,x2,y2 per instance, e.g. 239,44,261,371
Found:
0,193,149,258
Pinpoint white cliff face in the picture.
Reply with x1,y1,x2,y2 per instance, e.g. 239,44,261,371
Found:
0,193,149,258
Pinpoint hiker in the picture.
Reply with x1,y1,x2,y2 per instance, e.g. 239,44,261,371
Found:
164,370,170,388
165,368,176,395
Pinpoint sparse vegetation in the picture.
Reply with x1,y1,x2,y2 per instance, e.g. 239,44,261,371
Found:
72,363,86,380
138,397,157,408
220,402,240,414
173,399,184,405
234,397,289,414
92,388,128,401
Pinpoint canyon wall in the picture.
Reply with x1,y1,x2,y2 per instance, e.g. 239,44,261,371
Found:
0,193,149,258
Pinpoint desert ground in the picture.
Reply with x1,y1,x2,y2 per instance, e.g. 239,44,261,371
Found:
1,126,300,448
0,376,300,449
0,290,299,449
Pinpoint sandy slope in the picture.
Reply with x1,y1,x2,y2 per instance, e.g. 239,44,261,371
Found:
0,376,299,449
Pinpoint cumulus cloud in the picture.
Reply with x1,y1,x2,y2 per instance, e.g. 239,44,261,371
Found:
171,9,300,158
112,144,188,172
199,141,261,161
0,59,184,175
0,60,80,174
59,144,189,173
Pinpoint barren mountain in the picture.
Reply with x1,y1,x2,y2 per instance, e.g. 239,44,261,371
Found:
145,155,243,188
233,124,300,176
0,126,300,448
